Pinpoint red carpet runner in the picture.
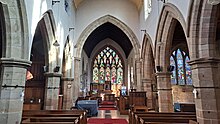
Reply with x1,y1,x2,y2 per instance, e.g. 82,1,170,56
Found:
88,118,128,124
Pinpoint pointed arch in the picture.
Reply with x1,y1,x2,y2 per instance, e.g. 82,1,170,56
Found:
189,1,220,59
155,3,187,69
62,35,72,77
141,33,155,108
36,10,59,71
75,15,140,59
0,2,6,58
141,33,155,79
0,1,29,59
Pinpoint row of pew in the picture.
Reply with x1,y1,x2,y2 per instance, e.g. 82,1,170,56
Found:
129,110,198,124
21,109,87,124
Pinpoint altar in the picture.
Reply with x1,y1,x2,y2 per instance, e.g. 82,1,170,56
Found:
76,100,98,116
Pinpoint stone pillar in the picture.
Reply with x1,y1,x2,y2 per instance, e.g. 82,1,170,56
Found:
61,77,74,109
135,60,142,91
189,58,220,124
156,72,173,112
44,73,62,110
142,78,153,108
0,58,31,124
73,57,80,104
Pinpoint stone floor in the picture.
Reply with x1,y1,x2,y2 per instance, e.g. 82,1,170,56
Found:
90,110,129,121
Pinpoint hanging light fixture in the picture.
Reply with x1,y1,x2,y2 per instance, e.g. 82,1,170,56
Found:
53,40,60,47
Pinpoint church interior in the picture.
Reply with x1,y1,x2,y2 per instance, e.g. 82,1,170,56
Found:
0,0,220,124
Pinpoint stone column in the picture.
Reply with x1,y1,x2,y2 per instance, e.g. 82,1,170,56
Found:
135,60,142,91
0,58,31,124
142,78,153,108
61,77,74,109
189,58,220,124
73,57,80,105
156,72,173,112
44,73,62,110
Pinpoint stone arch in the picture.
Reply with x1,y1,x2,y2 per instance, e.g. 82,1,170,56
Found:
75,15,140,59
73,15,141,98
154,3,187,112
0,1,29,59
188,1,220,123
61,35,74,109
141,33,155,108
62,36,71,77
0,1,30,123
189,1,219,59
29,10,61,110
36,10,59,71
155,3,187,69
141,33,155,79
0,2,7,58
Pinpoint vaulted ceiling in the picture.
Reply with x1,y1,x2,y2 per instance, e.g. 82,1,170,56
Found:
73,0,143,9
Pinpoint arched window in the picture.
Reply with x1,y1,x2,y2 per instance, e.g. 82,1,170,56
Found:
92,46,123,84
170,49,192,85
144,0,152,20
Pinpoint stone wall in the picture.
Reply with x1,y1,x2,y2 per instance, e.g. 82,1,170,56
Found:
172,85,194,103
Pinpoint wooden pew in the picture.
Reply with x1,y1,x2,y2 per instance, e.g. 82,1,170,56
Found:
135,113,196,124
22,117,79,123
139,116,196,124
22,110,87,124
22,110,84,124
129,111,196,124
22,115,80,123
189,120,199,124
179,103,195,112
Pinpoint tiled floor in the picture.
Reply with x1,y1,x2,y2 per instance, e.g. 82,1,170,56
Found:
90,110,129,121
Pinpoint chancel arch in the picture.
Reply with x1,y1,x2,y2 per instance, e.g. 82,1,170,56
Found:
90,39,126,97
74,15,141,102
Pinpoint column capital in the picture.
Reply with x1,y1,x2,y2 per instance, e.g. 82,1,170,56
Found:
44,72,62,77
155,72,172,77
0,58,32,68
74,57,81,61
61,77,74,81
142,78,152,83
188,57,220,67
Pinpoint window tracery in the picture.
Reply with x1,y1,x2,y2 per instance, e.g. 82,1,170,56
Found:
92,46,123,84
170,49,192,85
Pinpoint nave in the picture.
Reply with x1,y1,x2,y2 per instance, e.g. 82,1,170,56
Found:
88,110,128,124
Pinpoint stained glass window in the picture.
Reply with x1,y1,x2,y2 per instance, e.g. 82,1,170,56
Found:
92,47,123,84
170,49,192,85
185,56,192,85
170,56,176,84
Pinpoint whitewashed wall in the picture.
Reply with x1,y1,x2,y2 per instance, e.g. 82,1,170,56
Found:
23,0,191,77
139,0,191,49
24,0,76,60
74,0,140,44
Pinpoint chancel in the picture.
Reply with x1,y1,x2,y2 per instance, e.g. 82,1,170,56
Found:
0,0,219,124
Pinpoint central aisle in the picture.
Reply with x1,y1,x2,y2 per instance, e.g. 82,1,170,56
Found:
88,110,129,124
